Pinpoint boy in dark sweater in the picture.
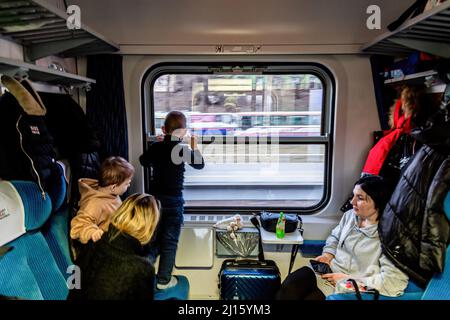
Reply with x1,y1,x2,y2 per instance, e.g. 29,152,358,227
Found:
139,111,204,290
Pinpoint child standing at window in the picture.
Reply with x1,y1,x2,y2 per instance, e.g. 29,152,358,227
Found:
140,111,204,290
70,156,134,244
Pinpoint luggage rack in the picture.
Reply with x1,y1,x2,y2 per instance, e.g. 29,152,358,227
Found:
0,56,95,89
361,1,450,58
384,70,446,94
0,0,119,61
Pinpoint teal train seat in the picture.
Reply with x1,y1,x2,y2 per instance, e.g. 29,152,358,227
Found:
420,191,450,300
41,207,72,278
154,275,190,300
299,240,326,257
327,191,450,300
0,181,68,300
40,167,73,278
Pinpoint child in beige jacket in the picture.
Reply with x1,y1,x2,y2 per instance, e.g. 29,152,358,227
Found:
70,157,135,244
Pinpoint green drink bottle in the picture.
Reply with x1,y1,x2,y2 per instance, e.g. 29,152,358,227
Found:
276,211,286,239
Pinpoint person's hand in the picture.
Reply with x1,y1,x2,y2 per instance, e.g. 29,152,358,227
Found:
91,229,104,242
321,273,349,285
315,253,334,264
190,135,199,150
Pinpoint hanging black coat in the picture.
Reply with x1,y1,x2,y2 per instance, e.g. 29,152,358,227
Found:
40,92,101,207
379,105,450,288
0,76,60,200
40,92,100,158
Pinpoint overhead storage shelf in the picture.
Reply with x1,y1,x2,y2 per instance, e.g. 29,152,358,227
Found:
384,70,446,93
0,0,119,61
384,70,437,84
0,56,95,86
361,1,450,58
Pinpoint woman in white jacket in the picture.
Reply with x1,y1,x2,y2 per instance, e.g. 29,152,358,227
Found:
277,175,409,300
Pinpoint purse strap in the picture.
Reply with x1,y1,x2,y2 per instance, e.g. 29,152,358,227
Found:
296,215,304,235
347,279,380,300
347,279,362,300
250,215,265,262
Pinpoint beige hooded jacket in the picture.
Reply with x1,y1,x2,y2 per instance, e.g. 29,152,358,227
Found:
70,178,122,244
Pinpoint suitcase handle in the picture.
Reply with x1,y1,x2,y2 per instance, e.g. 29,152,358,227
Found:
231,259,268,266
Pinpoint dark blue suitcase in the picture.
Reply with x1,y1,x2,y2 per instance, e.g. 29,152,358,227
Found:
219,259,281,300
218,216,281,300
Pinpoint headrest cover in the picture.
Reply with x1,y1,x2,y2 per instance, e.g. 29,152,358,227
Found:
10,181,52,230
0,181,26,246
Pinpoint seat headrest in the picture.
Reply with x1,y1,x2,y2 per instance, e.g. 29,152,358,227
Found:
0,181,25,246
10,181,52,231
445,191,450,222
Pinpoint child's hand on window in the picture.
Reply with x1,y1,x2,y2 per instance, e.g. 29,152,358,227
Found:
91,229,104,242
190,135,199,150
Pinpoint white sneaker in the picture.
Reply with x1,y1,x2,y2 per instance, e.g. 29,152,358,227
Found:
157,276,178,290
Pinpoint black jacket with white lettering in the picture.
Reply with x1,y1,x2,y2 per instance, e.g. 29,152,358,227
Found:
0,79,59,199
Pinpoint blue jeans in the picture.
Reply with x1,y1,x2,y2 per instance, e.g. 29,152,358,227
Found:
147,195,184,285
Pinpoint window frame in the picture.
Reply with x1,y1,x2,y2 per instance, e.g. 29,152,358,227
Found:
141,62,335,214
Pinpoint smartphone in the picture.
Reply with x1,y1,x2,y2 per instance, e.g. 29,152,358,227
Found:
310,259,333,275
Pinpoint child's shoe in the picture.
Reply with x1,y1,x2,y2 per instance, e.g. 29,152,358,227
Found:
157,276,178,290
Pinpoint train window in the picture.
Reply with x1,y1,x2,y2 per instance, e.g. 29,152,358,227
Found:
143,64,334,213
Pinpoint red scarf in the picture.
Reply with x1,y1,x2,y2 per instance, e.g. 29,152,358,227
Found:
362,99,412,175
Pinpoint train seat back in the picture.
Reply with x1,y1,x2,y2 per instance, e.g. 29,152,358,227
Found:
421,192,450,300
0,181,68,300
40,166,73,278
327,191,450,300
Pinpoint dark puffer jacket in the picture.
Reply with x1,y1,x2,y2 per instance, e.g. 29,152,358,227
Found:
379,105,450,288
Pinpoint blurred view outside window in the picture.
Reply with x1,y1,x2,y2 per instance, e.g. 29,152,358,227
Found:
149,72,329,209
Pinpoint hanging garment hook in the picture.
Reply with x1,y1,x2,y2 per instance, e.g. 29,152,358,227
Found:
84,82,92,92
0,68,29,81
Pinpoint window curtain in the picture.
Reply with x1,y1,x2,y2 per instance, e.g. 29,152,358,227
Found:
86,54,129,161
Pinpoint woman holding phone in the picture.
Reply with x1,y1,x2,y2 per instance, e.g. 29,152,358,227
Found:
276,175,409,300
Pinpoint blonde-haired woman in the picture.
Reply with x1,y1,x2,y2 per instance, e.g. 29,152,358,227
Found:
68,194,160,300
